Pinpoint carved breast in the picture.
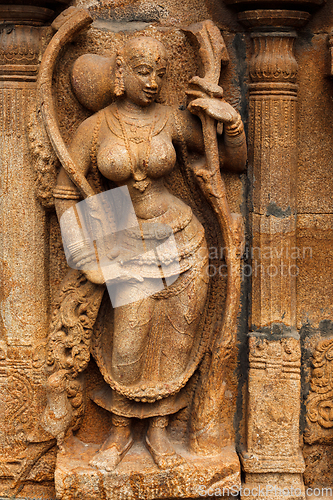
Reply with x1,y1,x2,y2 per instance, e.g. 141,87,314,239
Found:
97,132,177,184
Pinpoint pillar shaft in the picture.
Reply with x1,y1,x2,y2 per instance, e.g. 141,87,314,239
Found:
0,25,48,347
0,6,69,494
247,29,298,335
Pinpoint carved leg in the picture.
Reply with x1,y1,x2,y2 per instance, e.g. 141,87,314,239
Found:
89,414,133,472
146,416,185,469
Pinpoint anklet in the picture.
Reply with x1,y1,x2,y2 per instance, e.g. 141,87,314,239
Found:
150,416,169,428
112,414,131,427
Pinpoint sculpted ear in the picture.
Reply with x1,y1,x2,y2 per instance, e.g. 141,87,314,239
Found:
114,55,125,97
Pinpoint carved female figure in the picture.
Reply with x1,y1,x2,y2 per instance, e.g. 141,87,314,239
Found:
44,33,246,473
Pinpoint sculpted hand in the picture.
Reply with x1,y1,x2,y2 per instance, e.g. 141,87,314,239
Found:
83,263,144,285
188,98,239,126
101,261,144,285
82,269,105,285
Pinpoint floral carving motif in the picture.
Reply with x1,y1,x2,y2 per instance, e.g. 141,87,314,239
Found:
241,336,304,476
28,104,59,208
43,270,104,444
305,337,333,444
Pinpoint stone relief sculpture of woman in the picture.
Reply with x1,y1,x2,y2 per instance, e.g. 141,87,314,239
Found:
36,7,247,480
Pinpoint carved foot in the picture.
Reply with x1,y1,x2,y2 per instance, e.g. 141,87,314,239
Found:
89,415,133,472
146,416,185,470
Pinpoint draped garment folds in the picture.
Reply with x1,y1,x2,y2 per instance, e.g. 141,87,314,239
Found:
82,104,210,418
90,198,209,418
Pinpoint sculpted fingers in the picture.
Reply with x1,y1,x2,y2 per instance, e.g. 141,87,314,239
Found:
188,98,239,125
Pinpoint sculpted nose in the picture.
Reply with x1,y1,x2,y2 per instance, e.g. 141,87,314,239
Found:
148,72,158,90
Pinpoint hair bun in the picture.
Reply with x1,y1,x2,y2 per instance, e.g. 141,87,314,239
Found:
71,53,116,112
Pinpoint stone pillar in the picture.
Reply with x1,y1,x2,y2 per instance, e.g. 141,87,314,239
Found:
243,335,304,499
241,16,306,498
0,3,69,497
244,21,301,338
0,17,47,347
223,2,323,498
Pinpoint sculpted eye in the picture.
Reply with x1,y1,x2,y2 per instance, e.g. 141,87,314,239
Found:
157,70,166,79
135,65,151,76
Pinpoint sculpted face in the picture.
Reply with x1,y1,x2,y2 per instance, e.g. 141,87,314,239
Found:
120,37,168,107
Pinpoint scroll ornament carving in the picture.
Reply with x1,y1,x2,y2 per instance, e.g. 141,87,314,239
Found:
42,270,104,446
305,337,333,444
0,363,57,495
28,107,59,208
0,370,44,492
328,29,333,77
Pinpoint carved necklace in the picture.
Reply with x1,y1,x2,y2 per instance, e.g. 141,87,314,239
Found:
112,106,157,192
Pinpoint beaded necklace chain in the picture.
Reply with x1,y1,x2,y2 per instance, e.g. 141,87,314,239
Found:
114,105,157,192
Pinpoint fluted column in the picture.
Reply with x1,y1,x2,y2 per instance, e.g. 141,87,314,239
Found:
244,21,301,338
0,4,69,496
241,17,306,498
222,1,323,498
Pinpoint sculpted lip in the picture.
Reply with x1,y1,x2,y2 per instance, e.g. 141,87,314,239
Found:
144,90,157,98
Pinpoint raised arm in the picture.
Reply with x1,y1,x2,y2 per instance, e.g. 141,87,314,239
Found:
173,98,247,174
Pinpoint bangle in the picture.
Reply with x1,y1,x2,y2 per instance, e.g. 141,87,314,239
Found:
224,114,244,137
67,240,95,267
53,186,81,200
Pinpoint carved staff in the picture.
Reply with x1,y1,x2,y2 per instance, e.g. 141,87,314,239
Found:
37,7,95,199
182,21,245,453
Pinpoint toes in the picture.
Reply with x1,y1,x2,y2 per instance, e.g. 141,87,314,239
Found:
89,452,119,472
168,453,185,468
157,453,185,470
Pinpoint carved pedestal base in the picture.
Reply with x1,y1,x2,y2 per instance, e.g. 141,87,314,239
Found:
242,472,305,500
55,435,240,500
240,335,305,500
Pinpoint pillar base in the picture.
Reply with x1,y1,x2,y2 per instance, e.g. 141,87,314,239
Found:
241,472,305,500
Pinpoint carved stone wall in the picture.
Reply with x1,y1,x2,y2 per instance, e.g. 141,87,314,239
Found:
1,0,333,498
0,1,247,498
0,12,58,499
297,2,333,491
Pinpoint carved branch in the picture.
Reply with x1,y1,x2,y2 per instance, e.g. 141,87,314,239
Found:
182,20,245,454
37,7,95,199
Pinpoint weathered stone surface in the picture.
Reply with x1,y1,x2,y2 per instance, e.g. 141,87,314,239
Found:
240,335,305,499
16,5,247,499
1,0,333,496
55,435,240,500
